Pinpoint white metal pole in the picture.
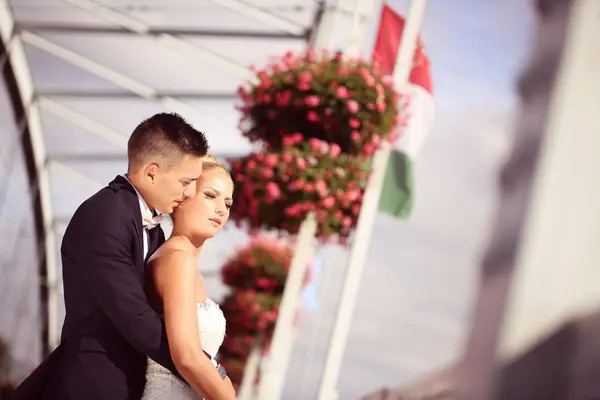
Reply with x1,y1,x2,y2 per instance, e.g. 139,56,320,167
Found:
345,0,374,57
256,0,372,397
254,1,337,398
237,343,262,400
0,2,59,353
256,213,318,399
316,2,428,399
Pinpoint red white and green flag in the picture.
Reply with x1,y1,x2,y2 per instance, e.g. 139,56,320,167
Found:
372,4,434,218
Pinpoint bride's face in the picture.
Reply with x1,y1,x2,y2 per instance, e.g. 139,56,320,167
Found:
173,167,233,240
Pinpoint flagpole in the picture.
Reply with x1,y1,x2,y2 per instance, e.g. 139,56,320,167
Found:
254,2,336,397
316,2,428,399
255,213,318,400
345,0,373,57
237,342,262,400
255,0,374,398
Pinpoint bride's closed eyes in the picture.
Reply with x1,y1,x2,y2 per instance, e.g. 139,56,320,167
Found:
203,189,232,209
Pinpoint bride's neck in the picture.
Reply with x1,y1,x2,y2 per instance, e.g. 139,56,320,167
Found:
171,229,206,254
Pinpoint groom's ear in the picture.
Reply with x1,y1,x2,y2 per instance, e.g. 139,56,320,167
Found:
143,163,159,182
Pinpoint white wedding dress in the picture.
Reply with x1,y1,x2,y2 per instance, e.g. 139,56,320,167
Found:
142,298,227,399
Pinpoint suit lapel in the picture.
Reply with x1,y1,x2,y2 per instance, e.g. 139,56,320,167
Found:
146,226,162,261
108,175,145,272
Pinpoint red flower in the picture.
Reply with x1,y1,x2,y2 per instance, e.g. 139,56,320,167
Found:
321,196,335,209
347,99,360,114
304,95,320,107
265,182,281,201
307,111,320,122
264,153,279,167
329,144,342,156
336,86,349,99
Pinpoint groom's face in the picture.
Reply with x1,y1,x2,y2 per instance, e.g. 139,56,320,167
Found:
148,155,204,214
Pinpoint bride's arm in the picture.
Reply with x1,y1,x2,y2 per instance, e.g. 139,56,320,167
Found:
154,249,235,400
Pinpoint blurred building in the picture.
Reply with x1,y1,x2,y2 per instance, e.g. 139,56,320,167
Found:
360,364,455,400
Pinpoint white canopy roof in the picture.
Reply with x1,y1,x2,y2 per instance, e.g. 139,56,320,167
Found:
4,0,319,351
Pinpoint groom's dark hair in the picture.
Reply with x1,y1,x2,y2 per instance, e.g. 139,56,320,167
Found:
127,112,209,172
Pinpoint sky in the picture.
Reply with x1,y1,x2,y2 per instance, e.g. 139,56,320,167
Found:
2,0,535,397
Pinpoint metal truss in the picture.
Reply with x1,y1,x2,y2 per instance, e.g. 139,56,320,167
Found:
36,90,238,100
0,0,59,354
21,23,309,40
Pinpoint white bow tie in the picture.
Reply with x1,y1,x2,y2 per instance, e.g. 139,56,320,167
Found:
142,209,163,230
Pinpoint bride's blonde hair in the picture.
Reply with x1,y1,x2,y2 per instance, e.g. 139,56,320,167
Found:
201,154,231,178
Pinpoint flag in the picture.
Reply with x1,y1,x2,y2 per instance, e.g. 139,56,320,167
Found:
292,252,322,326
299,251,322,312
372,4,434,218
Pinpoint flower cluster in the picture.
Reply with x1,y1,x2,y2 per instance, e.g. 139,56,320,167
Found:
218,238,293,389
229,139,368,241
238,49,407,158
221,238,291,294
229,48,408,239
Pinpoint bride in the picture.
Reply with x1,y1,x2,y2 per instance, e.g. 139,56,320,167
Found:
142,155,236,400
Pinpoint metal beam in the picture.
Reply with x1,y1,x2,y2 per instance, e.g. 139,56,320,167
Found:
38,96,127,149
0,3,59,354
184,0,306,35
21,31,232,131
48,151,246,163
62,0,253,81
37,89,237,100
52,219,68,236
50,153,127,163
20,23,309,40
47,159,104,193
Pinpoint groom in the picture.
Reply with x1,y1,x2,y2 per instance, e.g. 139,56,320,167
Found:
12,113,212,400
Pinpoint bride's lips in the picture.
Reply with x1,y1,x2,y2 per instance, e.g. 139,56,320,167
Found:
209,217,222,227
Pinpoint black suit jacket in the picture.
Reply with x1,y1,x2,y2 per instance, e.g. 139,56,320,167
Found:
11,176,193,400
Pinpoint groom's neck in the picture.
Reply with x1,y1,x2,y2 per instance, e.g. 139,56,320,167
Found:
126,171,156,211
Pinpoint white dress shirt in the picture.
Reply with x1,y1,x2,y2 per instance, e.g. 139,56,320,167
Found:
121,174,162,260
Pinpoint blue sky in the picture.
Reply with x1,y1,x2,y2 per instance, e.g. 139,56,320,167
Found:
418,0,534,111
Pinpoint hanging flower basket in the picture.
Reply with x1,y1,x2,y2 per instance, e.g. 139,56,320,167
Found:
221,290,281,333
237,49,408,158
221,238,292,294
229,139,368,241
218,238,294,390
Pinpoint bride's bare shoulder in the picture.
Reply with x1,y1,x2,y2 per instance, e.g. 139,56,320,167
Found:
148,237,197,296
148,235,196,269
